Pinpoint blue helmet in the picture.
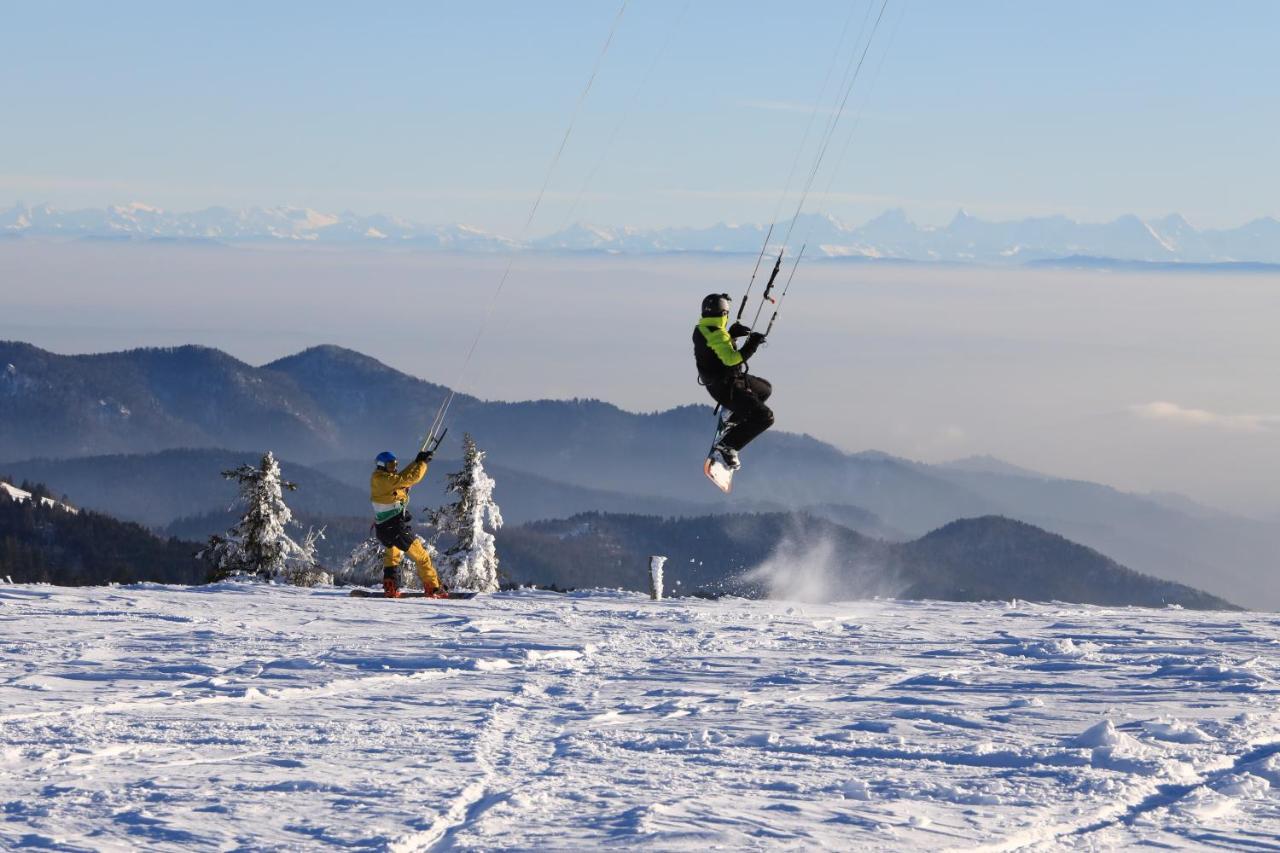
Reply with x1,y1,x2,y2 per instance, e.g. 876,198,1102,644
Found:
375,451,397,469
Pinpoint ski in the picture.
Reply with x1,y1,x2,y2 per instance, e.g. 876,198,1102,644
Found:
349,589,479,599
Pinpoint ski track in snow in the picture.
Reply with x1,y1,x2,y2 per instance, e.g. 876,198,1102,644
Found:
1,585,1278,850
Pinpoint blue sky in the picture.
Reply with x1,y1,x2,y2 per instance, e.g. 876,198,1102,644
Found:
3,1,1277,232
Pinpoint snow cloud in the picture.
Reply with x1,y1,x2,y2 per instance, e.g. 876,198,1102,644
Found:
1130,401,1279,433
741,521,898,604
743,534,843,604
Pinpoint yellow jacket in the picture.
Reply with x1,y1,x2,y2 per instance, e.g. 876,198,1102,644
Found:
370,459,428,523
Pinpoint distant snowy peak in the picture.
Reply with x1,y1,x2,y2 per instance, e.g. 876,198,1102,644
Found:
0,202,515,250
3,202,1279,264
537,210,1280,264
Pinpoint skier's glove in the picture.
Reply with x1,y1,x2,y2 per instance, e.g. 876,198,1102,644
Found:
739,331,767,361
728,322,752,338
415,450,434,464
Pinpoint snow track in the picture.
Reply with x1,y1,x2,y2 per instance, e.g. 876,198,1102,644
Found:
1,585,1278,849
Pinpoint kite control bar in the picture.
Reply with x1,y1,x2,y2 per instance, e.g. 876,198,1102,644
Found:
739,247,783,323
420,426,448,456
763,243,806,336
759,251,783,306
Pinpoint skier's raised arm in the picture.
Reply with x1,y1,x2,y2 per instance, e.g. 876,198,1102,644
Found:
738,330,767,362
385,450,432,488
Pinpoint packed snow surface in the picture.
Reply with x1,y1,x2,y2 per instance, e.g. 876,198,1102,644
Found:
2,586,1279,850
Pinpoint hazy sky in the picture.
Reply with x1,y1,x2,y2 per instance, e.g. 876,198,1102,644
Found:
5,242,1278,518
3,1,1278,232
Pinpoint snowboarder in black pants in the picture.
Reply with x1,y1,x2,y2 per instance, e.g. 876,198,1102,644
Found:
693,293,773,470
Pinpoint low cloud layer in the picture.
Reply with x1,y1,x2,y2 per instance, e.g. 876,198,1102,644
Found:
1130,401,1279,433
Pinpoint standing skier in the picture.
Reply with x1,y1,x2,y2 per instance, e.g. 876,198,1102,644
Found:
370,449,446,598
693,292,773,470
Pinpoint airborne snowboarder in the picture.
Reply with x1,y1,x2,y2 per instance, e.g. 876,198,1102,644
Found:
693,292,773,473
370,449,446,598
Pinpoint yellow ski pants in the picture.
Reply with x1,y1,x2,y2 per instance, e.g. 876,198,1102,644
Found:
383,538,441,591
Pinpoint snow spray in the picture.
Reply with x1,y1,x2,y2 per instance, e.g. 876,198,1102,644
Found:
741,518,898,603
649,555,667,600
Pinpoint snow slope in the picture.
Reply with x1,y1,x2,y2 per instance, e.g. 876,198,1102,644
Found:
1,585,1278,850
1,480,77,513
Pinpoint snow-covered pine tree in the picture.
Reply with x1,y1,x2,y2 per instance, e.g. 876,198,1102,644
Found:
333,537,386,588
201,451,329,586
334,536,441,591
429,434,502,592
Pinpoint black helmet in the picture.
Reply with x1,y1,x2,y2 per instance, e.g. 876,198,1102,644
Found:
701,293,731,317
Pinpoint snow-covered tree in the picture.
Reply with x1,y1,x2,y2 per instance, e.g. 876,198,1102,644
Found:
201,451,329,586
429,434,502,592
333,537,387,588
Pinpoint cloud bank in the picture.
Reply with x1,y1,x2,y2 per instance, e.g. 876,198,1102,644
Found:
1130,401,1279,433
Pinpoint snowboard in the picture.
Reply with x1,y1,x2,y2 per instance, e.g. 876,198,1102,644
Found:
703,456,735,493
349,589,479,600
703,407,738,493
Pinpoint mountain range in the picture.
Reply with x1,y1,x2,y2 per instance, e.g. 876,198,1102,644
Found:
0,202,516,251
5,202,1280,265
499,512,1236,610
2,340,1276,607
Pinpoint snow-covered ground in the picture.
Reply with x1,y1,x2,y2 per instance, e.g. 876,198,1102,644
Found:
2,585,1278,850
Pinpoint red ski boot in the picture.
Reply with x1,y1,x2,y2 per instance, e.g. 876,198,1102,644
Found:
383,577,401,598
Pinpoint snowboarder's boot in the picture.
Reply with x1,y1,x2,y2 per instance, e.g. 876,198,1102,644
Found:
383,572,401,598
713,442,741,471
424,586,451,599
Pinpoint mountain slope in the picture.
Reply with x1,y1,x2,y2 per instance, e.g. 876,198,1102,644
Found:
0,342,339,460
3,449,366,527
914,463,1280,611
895,517,1230,609
1,479,202,585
